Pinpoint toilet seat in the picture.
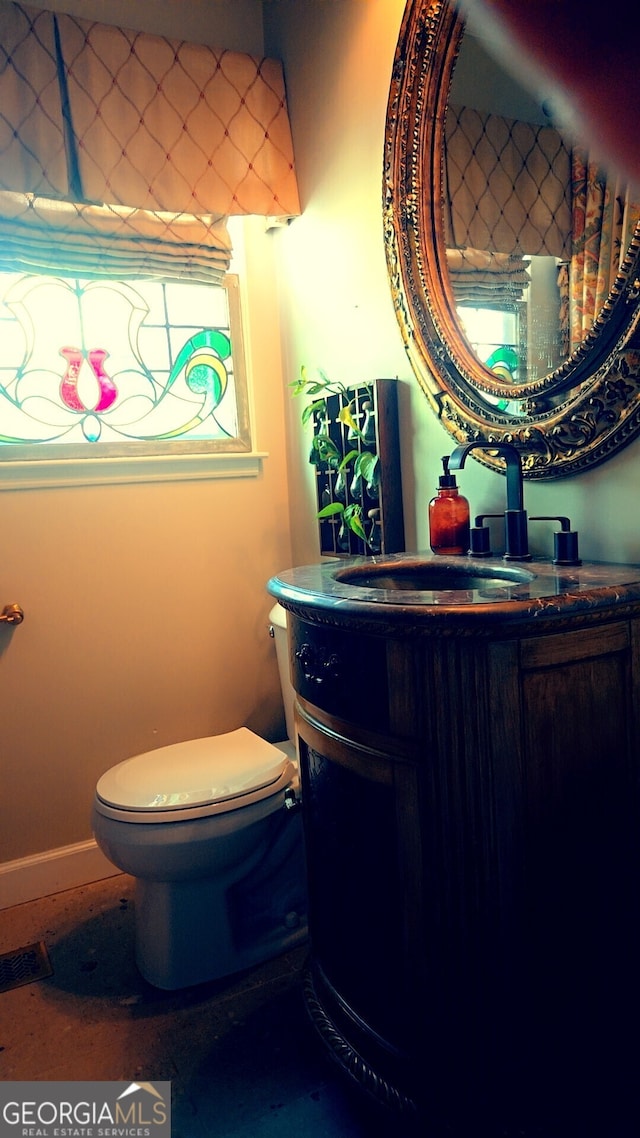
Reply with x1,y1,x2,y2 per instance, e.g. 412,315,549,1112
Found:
94,727,295,824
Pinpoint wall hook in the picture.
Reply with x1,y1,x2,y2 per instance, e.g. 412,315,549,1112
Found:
0,603,24,625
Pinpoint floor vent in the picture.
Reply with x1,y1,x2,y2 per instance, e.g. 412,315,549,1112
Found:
0,941,53,993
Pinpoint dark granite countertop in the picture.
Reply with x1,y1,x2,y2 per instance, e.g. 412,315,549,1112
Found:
267,553,640,635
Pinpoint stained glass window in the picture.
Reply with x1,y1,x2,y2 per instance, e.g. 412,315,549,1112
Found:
0,272,251,460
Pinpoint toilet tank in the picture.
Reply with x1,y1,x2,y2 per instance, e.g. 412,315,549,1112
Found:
269,603,296,743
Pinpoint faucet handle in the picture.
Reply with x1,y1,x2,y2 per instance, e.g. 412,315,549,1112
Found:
469,513,504,557
530,516,581,566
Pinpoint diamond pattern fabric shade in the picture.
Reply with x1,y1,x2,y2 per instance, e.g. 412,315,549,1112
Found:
0,2,68,197
58,14,300,218
0,0,300,281
445,105,572,259
446,247,530,306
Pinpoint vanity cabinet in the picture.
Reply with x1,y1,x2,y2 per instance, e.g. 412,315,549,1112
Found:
284,599,640,1132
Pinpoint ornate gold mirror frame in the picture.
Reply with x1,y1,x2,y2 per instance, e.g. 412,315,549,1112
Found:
384,0,640,478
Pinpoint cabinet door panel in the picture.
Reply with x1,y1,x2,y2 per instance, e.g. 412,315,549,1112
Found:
519,648,639,1089
299,739,406,1047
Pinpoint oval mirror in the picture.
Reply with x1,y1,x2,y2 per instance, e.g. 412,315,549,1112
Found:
384,0,640,478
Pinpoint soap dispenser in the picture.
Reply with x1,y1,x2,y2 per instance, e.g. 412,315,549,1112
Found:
429,456,470,555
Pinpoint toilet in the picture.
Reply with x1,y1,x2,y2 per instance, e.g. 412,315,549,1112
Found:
92,603,307,990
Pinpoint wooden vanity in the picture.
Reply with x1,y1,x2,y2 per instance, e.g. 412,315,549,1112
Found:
268,555,640,1134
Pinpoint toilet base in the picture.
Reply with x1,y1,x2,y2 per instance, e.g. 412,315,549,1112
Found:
135,878,307,989
134,810,308,989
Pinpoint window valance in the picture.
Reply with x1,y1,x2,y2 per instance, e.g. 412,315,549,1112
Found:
444,104,571,260
0,1,300,281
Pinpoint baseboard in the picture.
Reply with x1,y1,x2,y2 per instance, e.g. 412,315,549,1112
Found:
0,840,120,910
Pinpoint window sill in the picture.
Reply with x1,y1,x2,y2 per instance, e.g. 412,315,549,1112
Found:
0,451,268,491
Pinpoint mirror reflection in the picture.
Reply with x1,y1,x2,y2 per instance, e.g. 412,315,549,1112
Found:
384,0,640,477
445,21,639,406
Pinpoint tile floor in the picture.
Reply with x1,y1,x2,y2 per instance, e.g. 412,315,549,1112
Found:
3,876,637,1138
0,874,401,1138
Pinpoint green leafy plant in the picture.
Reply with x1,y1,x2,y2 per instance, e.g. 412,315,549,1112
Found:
290,367,379,545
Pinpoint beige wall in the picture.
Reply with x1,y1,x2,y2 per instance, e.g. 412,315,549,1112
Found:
266,0,640,569
0,3,293,864
265,0,415,562
2,212,292,863
4,0,640,869
34,0,265,53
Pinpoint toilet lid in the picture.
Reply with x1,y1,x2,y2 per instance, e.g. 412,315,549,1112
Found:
95,728,293,819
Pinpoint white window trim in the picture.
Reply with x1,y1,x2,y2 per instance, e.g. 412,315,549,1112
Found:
0,264,264,489
0,449,267,491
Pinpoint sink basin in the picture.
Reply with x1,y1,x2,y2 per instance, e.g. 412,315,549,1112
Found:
269,554,640,628
335,559,536,593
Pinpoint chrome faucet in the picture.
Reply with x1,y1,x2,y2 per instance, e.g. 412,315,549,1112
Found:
448,442,531,561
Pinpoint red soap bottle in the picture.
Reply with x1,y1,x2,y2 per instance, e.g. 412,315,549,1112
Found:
429,456,470,555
